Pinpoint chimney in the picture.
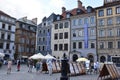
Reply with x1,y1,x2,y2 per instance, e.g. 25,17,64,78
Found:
78,0,82,8
32,18,37,24
22,16,27,22
62,7,66,13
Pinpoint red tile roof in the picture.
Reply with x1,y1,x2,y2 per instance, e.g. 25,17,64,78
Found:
61,8,86,19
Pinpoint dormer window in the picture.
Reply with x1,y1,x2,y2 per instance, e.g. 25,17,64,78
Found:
57,16,60,20
77,9,81,14
66,13,70,18
43,23,46,26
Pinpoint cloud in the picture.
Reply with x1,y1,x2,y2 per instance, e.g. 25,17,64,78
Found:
0,0,65,23
0,0,103,23
50,0,65,8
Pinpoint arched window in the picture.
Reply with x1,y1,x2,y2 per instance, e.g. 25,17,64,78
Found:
72,54,78,62
100,56,106,63
88,55,94,62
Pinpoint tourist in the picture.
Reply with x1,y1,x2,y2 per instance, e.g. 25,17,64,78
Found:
46,59,52,75
28,59,33,73
17,59,21,71
7,59,12,74
36,60,42,73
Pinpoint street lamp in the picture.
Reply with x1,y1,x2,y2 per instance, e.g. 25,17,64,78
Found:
60,53,69,80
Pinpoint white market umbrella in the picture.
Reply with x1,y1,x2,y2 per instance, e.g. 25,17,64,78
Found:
29,53,44,59
76,57,88,62
44,54,56,59
0,52,5,57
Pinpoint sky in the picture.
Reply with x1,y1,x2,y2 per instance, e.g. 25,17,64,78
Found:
0,0,103,24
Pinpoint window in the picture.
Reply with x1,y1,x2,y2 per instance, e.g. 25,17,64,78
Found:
59,23,63,29
73,33,76,37
43,30,45,33
7,34,11,40
55,24,58,29
73,42,76,49
64,32,68,39
116,7,120,14
78,19,82,25
54,33,58,40
98,10,104,17
72,19,77,26
59,33,63,39
99,19,104,26
91,42,95,48
48,29,50,32
64,44,68,50
99,30,104,37
59,44,63,50
43,37,45,41
78,42,82,49
108,42,113,49
107,8,112,15
100,42,104,49
90,28,95,36
116,17,120,24
108,29,112,36
8,25,11,30
118,41,120,48
39,46,41,51
79,30,83,36
39,38,41,42
2,23,5,29
0,43,3,49
43,46,45,51
1,33,4,39
57,16,60,20
90,17,95,24
54,44,58,51
64,22,69,28
84,18,88,24
39,30,41,34
6,43,9,49
66,14,70,18
117,28,120,36
107,18,113,25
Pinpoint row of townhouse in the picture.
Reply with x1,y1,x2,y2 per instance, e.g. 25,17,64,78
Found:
37,0,120,65
0,10,37,60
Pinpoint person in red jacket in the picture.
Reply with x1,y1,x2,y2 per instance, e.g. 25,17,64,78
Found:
17,59,20,71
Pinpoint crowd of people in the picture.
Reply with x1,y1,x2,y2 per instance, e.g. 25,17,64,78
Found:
5,59,53,75
85,61,100,74
2,58,101,76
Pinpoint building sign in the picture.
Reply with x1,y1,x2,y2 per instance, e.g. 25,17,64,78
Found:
46,32,50,50
84,24,88,48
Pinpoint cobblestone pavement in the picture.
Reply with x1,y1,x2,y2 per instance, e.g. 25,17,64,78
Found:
0,65,99,80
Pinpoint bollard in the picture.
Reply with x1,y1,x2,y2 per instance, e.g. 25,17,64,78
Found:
60,53,69,80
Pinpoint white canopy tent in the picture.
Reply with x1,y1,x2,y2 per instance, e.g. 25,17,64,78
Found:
44,54,56,59
29,53,45,59
0,52,5,58
76,57,89,62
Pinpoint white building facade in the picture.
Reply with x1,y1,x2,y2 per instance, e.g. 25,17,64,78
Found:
51,14,71,59
0,11,16,60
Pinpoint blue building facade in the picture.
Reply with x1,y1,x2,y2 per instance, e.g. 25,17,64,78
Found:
37,13,57,55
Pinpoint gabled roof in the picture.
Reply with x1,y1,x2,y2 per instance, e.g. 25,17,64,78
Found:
0,10,16,19
17,17,37,26
61,8,86,19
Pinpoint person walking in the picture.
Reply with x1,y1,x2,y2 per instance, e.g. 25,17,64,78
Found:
36,61,40,73
46,59,52,76
28,59,33,73
94,62,97,74
17,59,20,71
7,59,12,74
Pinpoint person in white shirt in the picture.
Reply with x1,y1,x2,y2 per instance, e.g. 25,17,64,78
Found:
46,59,52,75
